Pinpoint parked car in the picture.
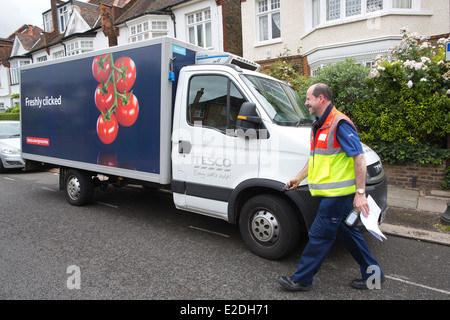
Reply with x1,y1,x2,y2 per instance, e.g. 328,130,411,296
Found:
0,121,25,172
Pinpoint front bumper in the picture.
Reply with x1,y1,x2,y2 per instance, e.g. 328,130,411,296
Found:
1,155,25,170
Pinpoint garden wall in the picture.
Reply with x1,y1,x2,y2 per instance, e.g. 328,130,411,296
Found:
384,163,446,192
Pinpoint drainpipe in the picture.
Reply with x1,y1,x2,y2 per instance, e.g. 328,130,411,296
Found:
167,8,176,38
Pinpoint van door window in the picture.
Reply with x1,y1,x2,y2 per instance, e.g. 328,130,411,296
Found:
187,75,246,132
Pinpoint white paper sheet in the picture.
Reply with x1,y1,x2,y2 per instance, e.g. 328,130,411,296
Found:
360,195,387,241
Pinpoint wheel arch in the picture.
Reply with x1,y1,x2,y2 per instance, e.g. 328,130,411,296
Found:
227,179,316,230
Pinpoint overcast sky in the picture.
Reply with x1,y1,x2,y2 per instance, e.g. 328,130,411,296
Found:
0,0,87,39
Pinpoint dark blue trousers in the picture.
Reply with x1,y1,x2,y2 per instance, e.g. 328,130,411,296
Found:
292,194,382,285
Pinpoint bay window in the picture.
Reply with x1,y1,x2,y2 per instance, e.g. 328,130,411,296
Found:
66,39,94,56
128,20,168,43
311,0,420,28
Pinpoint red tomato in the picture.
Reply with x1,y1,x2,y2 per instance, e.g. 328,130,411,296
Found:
94,82,115,113
114,57,136,93
116,92,139,127
92,55,112,83
97,113,118,144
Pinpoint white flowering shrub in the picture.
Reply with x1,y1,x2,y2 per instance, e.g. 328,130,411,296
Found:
353,28,450,164
368,28,449,95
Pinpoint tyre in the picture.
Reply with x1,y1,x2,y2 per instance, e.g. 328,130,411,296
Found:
64,169,94,206
239,194,301,260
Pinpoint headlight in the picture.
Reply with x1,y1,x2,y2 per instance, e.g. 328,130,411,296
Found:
1,146,20,155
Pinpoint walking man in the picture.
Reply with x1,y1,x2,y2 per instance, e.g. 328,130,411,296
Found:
278,83,384,291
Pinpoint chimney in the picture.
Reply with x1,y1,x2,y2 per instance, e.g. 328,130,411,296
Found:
51,0,59,33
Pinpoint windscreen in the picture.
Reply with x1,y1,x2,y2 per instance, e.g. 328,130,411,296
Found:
241,75,313,126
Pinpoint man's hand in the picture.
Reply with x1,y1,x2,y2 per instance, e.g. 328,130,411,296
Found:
285,160,309,190
354,193,369,217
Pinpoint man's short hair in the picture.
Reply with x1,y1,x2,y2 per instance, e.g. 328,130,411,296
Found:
312,83,332,101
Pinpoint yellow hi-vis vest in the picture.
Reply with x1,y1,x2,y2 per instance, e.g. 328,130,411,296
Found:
308,106,356,197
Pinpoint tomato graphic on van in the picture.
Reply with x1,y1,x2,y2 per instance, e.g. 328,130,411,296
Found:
92,54,139,144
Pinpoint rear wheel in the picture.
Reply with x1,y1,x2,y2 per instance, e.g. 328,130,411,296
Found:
64,169,94,206
239,194,301,260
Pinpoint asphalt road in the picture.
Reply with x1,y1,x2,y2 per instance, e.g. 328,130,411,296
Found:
0,169,449,303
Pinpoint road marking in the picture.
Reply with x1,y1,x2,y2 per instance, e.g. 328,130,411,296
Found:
189,226,230,238
41,187,56,192
3,177,15,181
95,201,118,209
386,275,450,295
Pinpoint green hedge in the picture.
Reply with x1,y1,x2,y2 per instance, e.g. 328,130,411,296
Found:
0,113,20,121
263,30,449,167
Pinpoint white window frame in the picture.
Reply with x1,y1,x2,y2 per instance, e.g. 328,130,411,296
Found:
151,20,169,38
53,50,65,59
10,59,30,85
392,0,412,8
59,4,71,33
36,55,48,63
307,0,423,32
43,12,53,32
186,9,212,48
65,39,94,56
128,20,168,43
256,0,281,45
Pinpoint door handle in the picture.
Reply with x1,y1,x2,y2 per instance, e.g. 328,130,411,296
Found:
178,140,192,154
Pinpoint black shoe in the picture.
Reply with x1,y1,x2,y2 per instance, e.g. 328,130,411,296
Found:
351,275,386,290
277,276,313,292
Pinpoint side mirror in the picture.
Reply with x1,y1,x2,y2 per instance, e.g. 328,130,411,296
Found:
236,102,261,131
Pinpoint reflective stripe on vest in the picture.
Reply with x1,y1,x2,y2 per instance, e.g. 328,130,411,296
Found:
308,107,356,197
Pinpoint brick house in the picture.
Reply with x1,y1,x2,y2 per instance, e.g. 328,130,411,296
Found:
0,37,14,112
241,0,450,75
1,25,43,110
5,0,243,107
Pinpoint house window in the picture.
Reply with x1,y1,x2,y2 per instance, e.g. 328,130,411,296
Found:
346,0,361,17
187,9,212,48
327,0,341,21
316,1,417,28
37,56,48,63
367,0,383,12
10,60,30,85
59,4,71,33
312,0,320,27
151,21,168,38
393,0,412,8
53,50,65,59
129,20,168,43
43,12,53,32
66,40,94,56
257,0,281,42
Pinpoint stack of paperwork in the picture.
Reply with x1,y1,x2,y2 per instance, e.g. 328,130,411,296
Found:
361,195,387,241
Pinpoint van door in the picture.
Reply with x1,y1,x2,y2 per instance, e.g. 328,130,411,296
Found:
172,71,260,219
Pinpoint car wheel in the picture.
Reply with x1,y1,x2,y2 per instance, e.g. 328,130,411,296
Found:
239,194,301,260
65,169,94,206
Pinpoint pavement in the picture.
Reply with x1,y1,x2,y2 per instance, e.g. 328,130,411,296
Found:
380,186,450,246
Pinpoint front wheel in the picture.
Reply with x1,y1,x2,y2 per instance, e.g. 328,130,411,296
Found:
64,169,94,206
239,194,301,260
